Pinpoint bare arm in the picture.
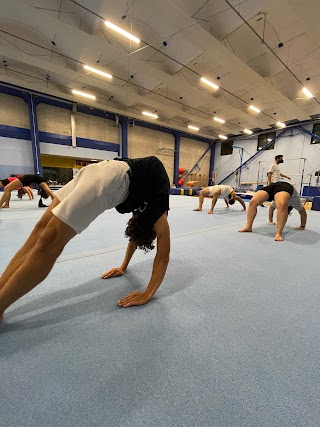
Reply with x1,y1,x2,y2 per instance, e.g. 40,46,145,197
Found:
24,187,34,200
294,208,307,230
118,213,170,307
224,198,229,208
234,195,246,211
101,240,137,279
208,191,220,214
267,172,272,185
280,173,291,180
269,205,276,224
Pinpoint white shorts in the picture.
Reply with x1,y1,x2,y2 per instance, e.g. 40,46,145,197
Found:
52,160,130,233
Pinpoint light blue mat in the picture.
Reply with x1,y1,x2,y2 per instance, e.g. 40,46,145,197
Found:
1,195,320,426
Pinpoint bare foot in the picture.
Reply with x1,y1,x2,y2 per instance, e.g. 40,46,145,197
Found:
239,227,252,232
241,209,246,212
268,221,276,225
193,208,202,212
208,211,213,215
225,206,229,209
274,234,283,241
1,205,9,208
294,226,305,230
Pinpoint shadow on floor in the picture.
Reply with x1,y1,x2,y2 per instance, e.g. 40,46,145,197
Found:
0,258,200,354
250,225,320,244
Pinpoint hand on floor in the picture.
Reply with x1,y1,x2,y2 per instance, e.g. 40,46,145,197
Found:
101,267,125,279
118,291,151,307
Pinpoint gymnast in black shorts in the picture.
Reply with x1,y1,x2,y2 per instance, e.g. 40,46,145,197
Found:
0,174,54,209
239,182,294,241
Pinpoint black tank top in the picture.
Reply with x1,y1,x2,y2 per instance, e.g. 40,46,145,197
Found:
115,156,170,228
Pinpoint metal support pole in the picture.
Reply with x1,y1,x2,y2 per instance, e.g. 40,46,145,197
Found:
119,116,128,158
27,94,42,175
208,143,215,185
299,158,306,196
71,103,77,148
173,132,180,186
297,126,320,142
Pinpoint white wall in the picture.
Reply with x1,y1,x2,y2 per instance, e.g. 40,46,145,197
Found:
215,125,320,192
0,137,34,177
39,143,117,161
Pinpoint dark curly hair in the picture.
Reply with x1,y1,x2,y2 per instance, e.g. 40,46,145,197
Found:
125,214,156,252
228,199,235,205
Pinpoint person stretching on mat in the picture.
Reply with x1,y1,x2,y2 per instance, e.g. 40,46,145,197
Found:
0,174,54,209
239,181,296,241
0,156,170,323
268,185,307,230
194,184,246,214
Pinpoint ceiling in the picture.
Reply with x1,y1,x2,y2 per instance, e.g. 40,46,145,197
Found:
0,0,320,139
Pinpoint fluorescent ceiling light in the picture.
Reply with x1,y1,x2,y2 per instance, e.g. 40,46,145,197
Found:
142,111,158,119
249,105,261,113
243,129,253,135
200,77,219,90
84,65,112,79
267,138,272,142
219,135,228,140
188,125,199,131
302,87,314,98
213,117,225,124
276,121,286,128
105,21,140,43
72,90,96,100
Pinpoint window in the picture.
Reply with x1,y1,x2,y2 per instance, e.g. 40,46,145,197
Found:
221,140,233,155
257,132,276,151
311,123,320,144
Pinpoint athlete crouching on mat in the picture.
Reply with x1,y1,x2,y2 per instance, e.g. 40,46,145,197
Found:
239,182,299,241
0,174,54,209
0,156,170,323
268,185,307,231
194,184,246,214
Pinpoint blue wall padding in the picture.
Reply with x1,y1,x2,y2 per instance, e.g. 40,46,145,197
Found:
311,196,320,211
236,192,253,200
302,186,320,197
170,188,201,196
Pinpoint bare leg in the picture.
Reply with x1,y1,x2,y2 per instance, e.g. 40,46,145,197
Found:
0,180,23,208
269,205,276,225
0,198,60,291
274,192,291,241
239,191,269,232
194,188,209,211
2,192,11,208
0,215,76,321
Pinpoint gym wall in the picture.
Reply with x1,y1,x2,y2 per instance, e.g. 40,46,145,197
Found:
75,112,119,144
0,93,33,176
215,126,320,191
179,137,210,177
128,125,175,185
37,104,71,136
